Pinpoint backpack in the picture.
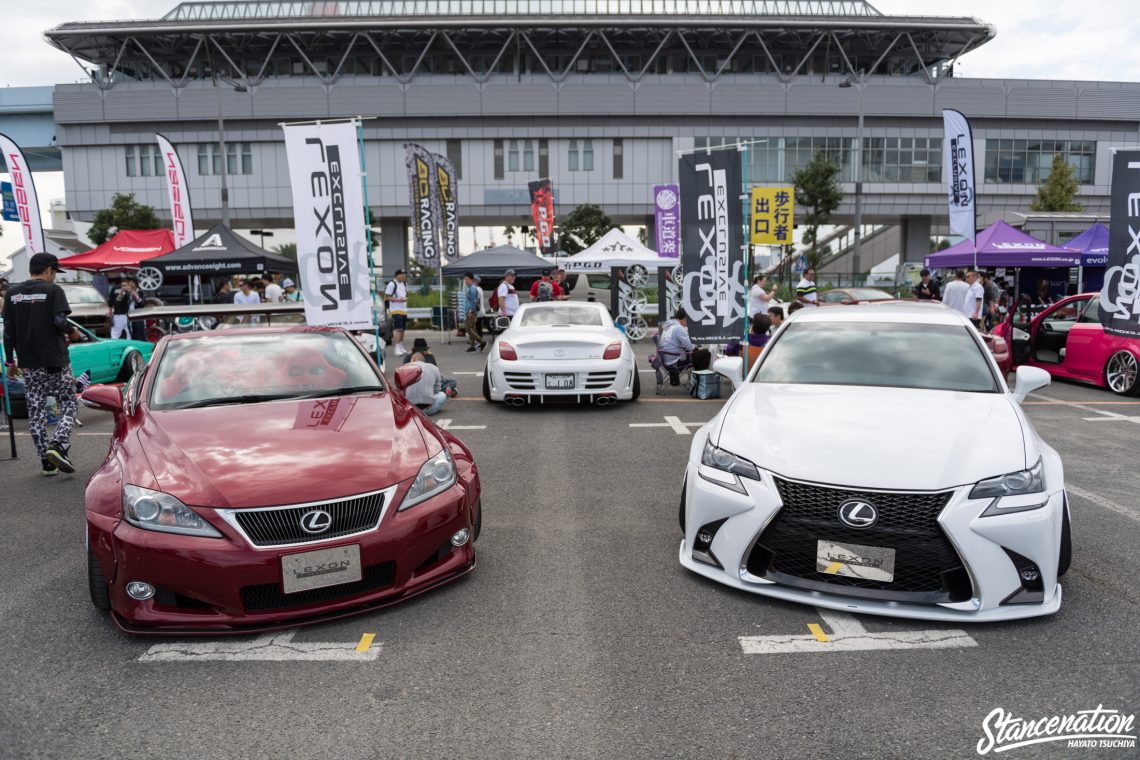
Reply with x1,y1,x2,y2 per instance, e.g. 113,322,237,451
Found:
489,290,500,311
536,280,554,302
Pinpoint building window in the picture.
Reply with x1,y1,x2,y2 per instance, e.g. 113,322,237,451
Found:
568,140,594,172
508,140,520,172
125,145,137,177
583,139,594,171
523,140,534,172
241,143,253,175
538,139,549,177
861,137,942,183
446,139,462,180
197,143,209,175
983,139,1095,185
613,138,623,179
138,143,153,177
568,140,579,172
494,139,504,179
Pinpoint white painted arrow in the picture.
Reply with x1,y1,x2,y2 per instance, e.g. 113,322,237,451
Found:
738,608,977,654
629,415,705,435
137,629,381,662
434,418,487,431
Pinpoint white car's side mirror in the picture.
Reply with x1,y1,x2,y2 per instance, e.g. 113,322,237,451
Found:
493,316,511,331
1011,365,1050,404
712,356,744,390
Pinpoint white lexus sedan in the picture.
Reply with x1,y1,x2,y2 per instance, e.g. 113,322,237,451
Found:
483,302,639,405
680,302,1069,622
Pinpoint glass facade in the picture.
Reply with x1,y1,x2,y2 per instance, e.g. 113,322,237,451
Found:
196,142,253,175
983,139,1095,185
125,144,164,177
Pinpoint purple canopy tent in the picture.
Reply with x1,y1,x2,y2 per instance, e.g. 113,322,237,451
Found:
924,220,1081,269
1063,223,1109,293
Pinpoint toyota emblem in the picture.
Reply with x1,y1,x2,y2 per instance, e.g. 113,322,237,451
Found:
837,500,878,529
554,348,565,357
300,509,333,534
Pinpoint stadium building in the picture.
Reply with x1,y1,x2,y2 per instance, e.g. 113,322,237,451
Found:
44,0,1140,275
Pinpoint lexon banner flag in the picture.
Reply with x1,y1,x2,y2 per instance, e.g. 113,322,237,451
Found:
432,152,460,264
0,133,45,255
678,149,746,342
282,121,372,330
943,109,977,246
1100,150,1140,338
528,178,555,255
404,143,440,268
155,134,195,249
654,184,680,258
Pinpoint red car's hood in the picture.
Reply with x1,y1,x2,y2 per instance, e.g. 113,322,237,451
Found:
134,394,431,508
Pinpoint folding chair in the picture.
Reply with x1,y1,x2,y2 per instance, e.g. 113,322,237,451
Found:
649,332,692,395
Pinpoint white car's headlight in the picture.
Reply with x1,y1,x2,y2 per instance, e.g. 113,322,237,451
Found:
122,484,222,538
969,458,1045,499
699,440,761,494
400,449,457,511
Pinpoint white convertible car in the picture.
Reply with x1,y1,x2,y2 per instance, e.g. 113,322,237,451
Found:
483,302,639,405
680,302,1069,622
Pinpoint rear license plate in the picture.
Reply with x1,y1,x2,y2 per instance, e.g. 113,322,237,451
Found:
545,373,576,389
816,540,895,582
281,544,362,594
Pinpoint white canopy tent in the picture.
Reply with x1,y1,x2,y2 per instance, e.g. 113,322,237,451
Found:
560,228,677,273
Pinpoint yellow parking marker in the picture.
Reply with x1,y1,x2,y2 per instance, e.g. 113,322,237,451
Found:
355,633,376,652
823,561,844,574
807,623,830,643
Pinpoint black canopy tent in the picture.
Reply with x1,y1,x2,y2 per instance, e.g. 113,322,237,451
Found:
440,244,551,279
141,224,295,276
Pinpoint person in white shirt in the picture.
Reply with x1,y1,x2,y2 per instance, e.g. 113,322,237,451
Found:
940,270,972,319
748,274,776,317
263,275,283,304
404,352,446,416
497,269,520,317
965,269,985,328
232,280,261,305
384,269,409,355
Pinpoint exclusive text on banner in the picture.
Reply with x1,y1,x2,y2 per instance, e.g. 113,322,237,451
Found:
749,186,795,246
1100,150,1140,339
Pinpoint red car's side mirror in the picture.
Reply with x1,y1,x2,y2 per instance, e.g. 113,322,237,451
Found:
81,384,123,414
393,364,423,392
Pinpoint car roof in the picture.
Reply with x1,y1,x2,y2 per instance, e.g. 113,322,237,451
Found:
792,300,971,326
515,301,608,313
165,325,343,341
131,302,305,319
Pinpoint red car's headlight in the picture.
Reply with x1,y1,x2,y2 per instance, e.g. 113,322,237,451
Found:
122,484,222,538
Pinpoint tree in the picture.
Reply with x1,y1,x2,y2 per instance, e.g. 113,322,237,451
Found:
87,192,161,245
503,225,516,245
1030,154,1084,212
557,203,614,255
637,227,648,246
792,152,844,268
273,242,297,259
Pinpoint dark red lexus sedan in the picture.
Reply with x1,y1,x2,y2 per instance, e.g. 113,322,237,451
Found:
81,327,481,634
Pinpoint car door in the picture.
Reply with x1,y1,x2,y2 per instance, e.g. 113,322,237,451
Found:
1030,299,1081,367
1065,296,1105,380
67,322,117,383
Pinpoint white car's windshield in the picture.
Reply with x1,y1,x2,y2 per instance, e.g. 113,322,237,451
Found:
753,321,999,393
518,305,608,327
150,331,384,410
61,285,109,304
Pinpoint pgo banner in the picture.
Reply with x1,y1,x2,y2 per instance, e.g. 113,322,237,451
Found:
155,134,195,249
529,178,555,255
654,184,680,257
1100,151,1140,338
282,121,372,330
678,150,746,342
404,143,440,268
943,109,977,245
432,152,460,264
0,133,45,255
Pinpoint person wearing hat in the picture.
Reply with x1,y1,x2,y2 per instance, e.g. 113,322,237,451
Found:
281,278,303,302
402,337,437,366
496,269,519,318
384,269,409,355
2,253,82,475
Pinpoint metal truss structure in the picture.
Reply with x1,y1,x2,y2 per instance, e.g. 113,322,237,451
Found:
45,1,993,92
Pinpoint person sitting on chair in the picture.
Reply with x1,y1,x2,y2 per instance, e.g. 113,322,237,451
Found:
658,308,695,386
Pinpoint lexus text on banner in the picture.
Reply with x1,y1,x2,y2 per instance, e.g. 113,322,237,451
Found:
405,143,440,268
678,150,746,342
654,184,680,258
943,109,977,244
528,178,555,256
1100,150,1140,338
0,133,46,255
282,121,372,330
433,152,460,264
155,134,195,249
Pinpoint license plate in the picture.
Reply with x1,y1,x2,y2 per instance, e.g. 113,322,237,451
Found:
545,373,576,389
816,540,895,582
281,544,362,594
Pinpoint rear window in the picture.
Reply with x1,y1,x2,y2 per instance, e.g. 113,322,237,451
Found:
518,305,608,327
753,321,999,393
61,285,108,304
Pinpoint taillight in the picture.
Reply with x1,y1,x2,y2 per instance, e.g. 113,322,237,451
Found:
498,342,517,361
603,341,623,360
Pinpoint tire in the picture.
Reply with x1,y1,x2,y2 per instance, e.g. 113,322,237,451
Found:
482,370,492,402
678,480,687,533
630,369,641,401
87,546,111,611
1057,502,1072,578
1104,350,1140,396
116,350,145,382
473,503,482,542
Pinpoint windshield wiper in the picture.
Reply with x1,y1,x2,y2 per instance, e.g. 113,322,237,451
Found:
291,385,385,400
171,393,304,410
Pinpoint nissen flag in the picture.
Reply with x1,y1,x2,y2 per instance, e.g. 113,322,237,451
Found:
155,134,195,249
0,133,46,255
943,109,977,244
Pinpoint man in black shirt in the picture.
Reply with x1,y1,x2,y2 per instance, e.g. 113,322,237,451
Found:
914,268,941,301
2,253,81,475
212,280,234,304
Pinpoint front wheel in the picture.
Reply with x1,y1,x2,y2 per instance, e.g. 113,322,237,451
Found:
1057,501,1072,578
1104,350,1140,396
88,546,110,611
630,369,641,401
116,350,145,382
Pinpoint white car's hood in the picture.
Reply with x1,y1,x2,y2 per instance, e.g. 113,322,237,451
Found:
717,384,1028,491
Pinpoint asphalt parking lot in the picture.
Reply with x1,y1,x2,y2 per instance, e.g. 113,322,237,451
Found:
1,329,1138,759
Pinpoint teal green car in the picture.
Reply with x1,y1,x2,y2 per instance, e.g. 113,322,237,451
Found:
2,320,152,418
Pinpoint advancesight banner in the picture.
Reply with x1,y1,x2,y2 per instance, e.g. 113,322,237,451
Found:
282,122,372,330
405,143,440,268
678,149,746,342
1100,150,1140,338
528,178,555,256
433,152,460,264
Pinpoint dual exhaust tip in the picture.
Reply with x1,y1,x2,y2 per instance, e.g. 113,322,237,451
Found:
502,394,618,407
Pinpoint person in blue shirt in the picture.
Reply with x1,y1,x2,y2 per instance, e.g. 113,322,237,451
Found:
462,272,486,353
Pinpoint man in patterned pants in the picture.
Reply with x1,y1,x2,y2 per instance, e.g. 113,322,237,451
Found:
2,253,80,475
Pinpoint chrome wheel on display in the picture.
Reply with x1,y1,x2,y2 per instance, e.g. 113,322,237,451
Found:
671,264,683,285
136,267,164,292
624,316,648,341
627,291,649,314
1105,350,1139,395
626,264,649,289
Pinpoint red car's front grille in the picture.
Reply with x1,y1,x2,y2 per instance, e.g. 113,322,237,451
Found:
231,489,388,547
240,561,397,612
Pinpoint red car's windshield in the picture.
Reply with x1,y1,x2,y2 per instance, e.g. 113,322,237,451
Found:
149,331,385,410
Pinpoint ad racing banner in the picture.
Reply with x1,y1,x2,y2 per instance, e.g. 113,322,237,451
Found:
433,152,460,264
1100,150,1140,338
943,109,977,244
654,184,680,257
155,134,196,249
404,143,440,268
678,150,746,342
0,133,46,255
528,178,555,256
282,121,372,330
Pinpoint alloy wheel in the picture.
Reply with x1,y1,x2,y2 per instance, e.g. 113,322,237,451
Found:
1106,351,1139,395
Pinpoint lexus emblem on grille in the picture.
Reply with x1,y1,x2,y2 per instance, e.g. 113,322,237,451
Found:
300,509,333,534
838,500,878,529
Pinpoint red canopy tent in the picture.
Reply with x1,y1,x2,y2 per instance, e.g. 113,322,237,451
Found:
61,229,176,272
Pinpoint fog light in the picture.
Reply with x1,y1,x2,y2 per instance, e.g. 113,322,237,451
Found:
692,519,727,569
1019,568,1040,583
126,581,155,600
450,528,471,547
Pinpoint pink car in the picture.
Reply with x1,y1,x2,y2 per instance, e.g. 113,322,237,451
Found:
993,293,1140,396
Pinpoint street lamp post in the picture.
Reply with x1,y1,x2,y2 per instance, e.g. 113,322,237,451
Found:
211,72,247,228
839,72,865,282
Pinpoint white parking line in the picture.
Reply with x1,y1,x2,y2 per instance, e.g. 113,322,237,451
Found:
434,418,487,431
738,608,977,654
1066,483,1140,523
137,629,381,662
1031,392,1140,425
628,415,704,435
451,372,484,377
